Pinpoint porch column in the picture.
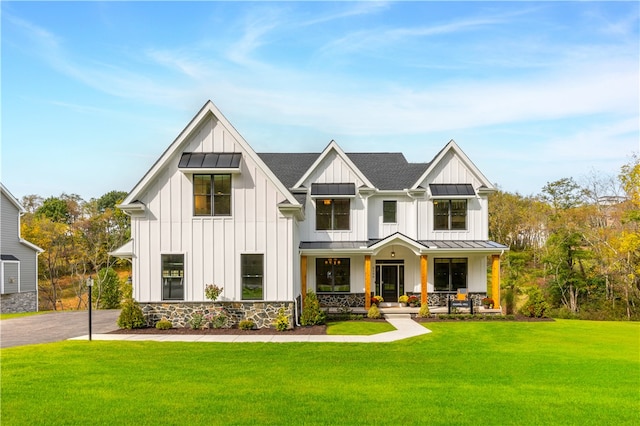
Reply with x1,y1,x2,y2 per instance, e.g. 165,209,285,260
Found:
491,254,501,309
364,255,371,309
420,255,428,306
301,256,307,308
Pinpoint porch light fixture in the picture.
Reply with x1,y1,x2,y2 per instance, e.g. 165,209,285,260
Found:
324,258,341,265
391,246,396,258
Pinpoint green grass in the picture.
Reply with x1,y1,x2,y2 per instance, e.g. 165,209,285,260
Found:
1,320,638,425
0,311,47,320
326,320,395,335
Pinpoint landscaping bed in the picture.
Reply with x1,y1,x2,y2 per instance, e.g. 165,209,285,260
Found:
109,324,327,335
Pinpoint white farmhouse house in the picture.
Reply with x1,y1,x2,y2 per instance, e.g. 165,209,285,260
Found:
114,101,507,327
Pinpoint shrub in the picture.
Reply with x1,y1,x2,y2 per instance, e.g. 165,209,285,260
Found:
204,284,223,301
407,295,420,306
398,295,409,304
520,287,551,318
239,319,256,330
94,267,122,309
367,305,382,319
155,319,172,330
274,308,290,331
301,291,327,326
207,309,230,329
117,299,145,329
418,304,430,318
189,312,205,330
371,295,384,305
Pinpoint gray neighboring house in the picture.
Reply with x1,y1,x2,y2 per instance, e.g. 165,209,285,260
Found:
1,183,43,313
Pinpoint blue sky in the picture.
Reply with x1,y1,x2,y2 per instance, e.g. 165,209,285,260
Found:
2,1,638,201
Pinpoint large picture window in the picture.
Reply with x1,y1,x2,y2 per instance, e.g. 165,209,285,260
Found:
316,258,350,292
162,254,184,300
316,199,350,230
194,174,231,216
434,258,467,291
242,254,263,300
434,199,467,230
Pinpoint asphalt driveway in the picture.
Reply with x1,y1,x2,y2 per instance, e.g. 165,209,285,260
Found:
1,310,121,349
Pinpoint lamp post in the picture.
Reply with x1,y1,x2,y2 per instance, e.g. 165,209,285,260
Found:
87,276,94,341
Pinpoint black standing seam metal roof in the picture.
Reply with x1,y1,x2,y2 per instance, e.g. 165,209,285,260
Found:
1,254,20,261
429,184,476,196
299,240,507,250
310,183,356,196
179,152,242,169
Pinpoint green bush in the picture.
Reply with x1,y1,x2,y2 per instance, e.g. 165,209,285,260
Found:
117,299,145,329
94,267,122,309
155,319,172,330
239,319,255,330
367,305,381,319
189,312,205,330
301,291,327,326
418,304,430,318
274,308,290,331
520,287,551,318
207,309,230,329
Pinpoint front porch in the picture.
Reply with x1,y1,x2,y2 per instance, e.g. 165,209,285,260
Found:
323,304,503,316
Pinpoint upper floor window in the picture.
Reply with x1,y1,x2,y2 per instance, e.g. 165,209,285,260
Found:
316,199,350,230
383,200,397,223
194,174,231,216
434,199,467,230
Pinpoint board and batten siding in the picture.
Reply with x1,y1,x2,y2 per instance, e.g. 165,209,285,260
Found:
416,150,489,241
0,191,38,293
131,116,296,303
299,150,368,242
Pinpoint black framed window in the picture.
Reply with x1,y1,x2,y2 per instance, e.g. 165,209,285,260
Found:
241,254,263,300
316,258,350,292
434,258,467,291
383,200,397,223
162,254,184,300
194,174,231,216
316,199,350,230
433,199,467,230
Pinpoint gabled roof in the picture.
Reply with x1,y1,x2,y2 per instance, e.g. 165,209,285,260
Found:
292,140,375,189
411,140,495,191
0,183,26,214
120,100,299,207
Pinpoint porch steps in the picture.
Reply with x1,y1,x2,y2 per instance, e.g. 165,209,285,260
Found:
382,313,412,320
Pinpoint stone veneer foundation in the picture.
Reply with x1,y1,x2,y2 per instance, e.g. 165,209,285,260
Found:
140,301,295,329
0,291,38,313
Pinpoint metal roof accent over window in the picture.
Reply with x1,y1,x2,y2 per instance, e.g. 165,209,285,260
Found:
179,152,242,169
1,254,19,261
310,183,356,197
429,184,476,197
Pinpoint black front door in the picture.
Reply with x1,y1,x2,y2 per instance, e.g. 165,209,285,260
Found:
381,265,398,302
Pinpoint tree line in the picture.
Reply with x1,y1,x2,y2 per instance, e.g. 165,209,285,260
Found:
19,155,639,319
489,156,639,320
20,191,130,310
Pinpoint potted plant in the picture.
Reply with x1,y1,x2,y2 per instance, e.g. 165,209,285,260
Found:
407,295,420,307
398,295,409,306
371,295,383,306
482,297,494,309
205,284,223,301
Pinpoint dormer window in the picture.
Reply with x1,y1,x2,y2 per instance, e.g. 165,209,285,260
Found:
316,199,350,230
194,174,231,216
434,199,467,230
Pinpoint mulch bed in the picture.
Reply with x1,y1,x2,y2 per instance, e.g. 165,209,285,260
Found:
109,325,327,335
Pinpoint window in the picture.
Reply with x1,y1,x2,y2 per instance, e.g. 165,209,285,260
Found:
242,254,263,300
316,199,350,230
162,254,184,300
434,258,467,291
383,200,397,223
433,199,467,230
194,174,231,216
316,258,350,292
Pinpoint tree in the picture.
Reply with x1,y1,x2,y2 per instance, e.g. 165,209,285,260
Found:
95,190,128,213
93,267,122,309
36,197,71,224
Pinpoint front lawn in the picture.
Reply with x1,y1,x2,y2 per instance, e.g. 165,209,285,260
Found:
1,320,638,425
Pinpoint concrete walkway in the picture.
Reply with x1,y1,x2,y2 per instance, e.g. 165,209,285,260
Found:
69,315,432,343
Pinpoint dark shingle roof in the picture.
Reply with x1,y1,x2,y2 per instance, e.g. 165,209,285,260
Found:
258,152,429,191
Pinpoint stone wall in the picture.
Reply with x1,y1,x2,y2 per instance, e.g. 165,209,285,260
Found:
426,293,486,307
0,291,37,313
318,293,365,308
140,301,295,329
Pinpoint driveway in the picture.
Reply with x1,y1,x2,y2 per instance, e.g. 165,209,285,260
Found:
1,310,121,349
